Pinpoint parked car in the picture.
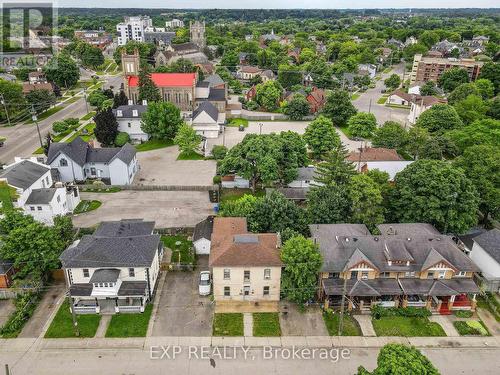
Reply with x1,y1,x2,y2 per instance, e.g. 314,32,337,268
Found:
199,271,211,296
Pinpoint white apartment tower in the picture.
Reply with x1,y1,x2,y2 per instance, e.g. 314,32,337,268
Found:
117,16,153,46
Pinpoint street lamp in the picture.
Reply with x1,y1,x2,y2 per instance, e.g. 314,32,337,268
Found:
259,122,263,135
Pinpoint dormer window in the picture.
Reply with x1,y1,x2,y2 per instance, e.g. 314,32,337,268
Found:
132,110,138,117
117,110,123,117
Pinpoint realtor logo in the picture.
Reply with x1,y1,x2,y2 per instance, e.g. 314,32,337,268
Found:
0,1,57,68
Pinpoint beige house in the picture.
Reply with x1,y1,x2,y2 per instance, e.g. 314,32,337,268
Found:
209,217,282,305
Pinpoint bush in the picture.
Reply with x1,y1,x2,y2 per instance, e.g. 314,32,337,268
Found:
453,310,473,318
211,145,228,160
0,290,41,338
246,101,259,111
453,320,489,336
213,175,222,184
52,121,69,134
371,305,431,319
114,132,130,146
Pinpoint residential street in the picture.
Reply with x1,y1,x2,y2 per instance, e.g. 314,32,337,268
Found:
1,346,498,375
353,63,410,125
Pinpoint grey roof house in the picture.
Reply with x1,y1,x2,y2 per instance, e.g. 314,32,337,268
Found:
60,219,162,314
47,137,138,185
113,104,149,142
469,229,500,292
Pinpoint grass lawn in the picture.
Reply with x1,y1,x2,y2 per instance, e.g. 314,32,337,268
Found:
0,181,17,213
383,67,392,74
253,313,281,336
177,151,205,160
219,188,265,203
80,111,96,121
351,93,360,100
372,316,446,337
337,125,353,139
66,123,95,143
161,235,195,264
44,299,101,338
105,304,153,337
135,139,174,152
385,103,410,109
74,200,101,214
213,313,244,336
453,320,490,336
33,147,44,154
25,105,64,124
81,186,121,193
477,294,500,322
377,96,388,104
323,311,362,336
226,118,249,128
453,310,473,318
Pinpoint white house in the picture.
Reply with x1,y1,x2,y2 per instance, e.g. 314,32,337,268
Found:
347,147,413,180
288,166,319,188
190,101,225,139
192,216,214,255
358,64,377,79
60,220,162,314
386,90,413,106
112,104,149,142
408,96,447,125
47,137,138,185
0,159,80,225
469,229,500,293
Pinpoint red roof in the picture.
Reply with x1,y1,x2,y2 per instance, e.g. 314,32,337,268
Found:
127,73,196,88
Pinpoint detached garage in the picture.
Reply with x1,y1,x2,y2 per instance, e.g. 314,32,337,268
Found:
193,216,214,255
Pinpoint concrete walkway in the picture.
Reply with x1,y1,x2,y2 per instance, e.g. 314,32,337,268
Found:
477,308,500,336
94,315,111,338
243,313,253,337
429,315,459,337
353,315,376,337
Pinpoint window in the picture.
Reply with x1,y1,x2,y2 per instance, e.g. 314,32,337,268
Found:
128,122,131,128
379,272,390,278
46,176,49,184
438,271,446,279
83,269,89,278
30,206,35,211
264,269,271,280
117,110,123,117
56,195,60,203
223,269,230,280
361,271,369,280
427,272,435,279
263,286,270,295
37,206,42,211
224,286,230,297
328,272,340,279
244,270,250,282
455,271,467,277
129,268,135,277
59,158,68,167
404,272,416,278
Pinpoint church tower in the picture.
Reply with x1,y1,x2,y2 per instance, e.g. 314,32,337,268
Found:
190,21,206,49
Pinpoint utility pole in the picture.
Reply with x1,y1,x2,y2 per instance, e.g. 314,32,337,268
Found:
0,94,11,126
338,275,348,336
69,296,80,337
31,105,43,148
259,122,263,135
368,98,372,113
83,88,89,114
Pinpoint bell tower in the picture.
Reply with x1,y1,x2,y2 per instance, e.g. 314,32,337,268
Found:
190,21,206,49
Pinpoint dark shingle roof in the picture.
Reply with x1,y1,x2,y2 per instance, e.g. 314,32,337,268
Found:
0,160,49,190
89,268,120,283
193,216,214,242
205,88,226,101
203,74,224,87
193,101,219,122
47,137,89,166
25,188,57,205
473,229,500,264
0,257,14,275
296,167,316,181
69,283,93,296
267,187,309,200
112,143,137,165
93,220,154,238
322,278,403,297
118,281,148,296
113,105,147,118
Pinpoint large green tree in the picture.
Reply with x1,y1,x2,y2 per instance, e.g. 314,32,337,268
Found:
0,80,26,123
303,115,341,159
372,121,408,149
384,74,401,91
44,53,80,88
478,62,500,95
416,104,463,133
347,112,377,139
255,80,282,112
174,123,201,155
284,94,310,120
307,184,351,224
315,144,356,186
25,89,56,114
348,174,385,231
389,159,479,233
322,89,357,127
453,95,489,125
437,68,469,93
93,107,118,146
280,235,323,306
446,118,500,153
141,101,183,140
138,66,161,103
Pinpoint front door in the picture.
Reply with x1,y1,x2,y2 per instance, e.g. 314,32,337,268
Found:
243,286,250,298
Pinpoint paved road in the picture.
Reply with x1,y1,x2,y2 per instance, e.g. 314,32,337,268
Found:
0,74,123,164
1,347,499,374
353,63,410,126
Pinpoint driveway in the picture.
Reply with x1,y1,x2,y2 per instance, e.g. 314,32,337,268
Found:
0,299,15,329
150,256,213,336
18,282,65,338
135,146,217,187
279,302,328,336
73,191,214,229
206,121,361,153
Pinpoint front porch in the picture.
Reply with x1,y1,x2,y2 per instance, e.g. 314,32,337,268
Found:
72,296,147,314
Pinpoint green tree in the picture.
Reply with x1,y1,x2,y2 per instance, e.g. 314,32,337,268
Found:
478,62,500,95
416,104,463,133
390,159,479,233
141,101,183,140
303,115,341,159
446,118,500,153
174,123,202,155
420,81,438,96
220,50,239,71
87,90,108,108
219,194,260,218
138,65,161,103
402,43,428,61
277,64,303,88
0,80,26,123
93,107,118,146
280,235,323,306
357,344,439,375
372,121,408,149
284,94,310,120
384,74,401,91
437,68,469,93
315,144,356,186
167,58,196,73
114,132,130,146
347,112,377,139
255,80,282,111
53,215,75,246
454,145,500,221
474,79,495,100
487,97,500,120
44,53,80,88
322,89,357,127
211,145,228,160
406,126,431,159
113,90,129,108
25,89,56,114
453,95,489,125
348,174,385,231
307,184,351,224
447,83,479,105
420,31,440,48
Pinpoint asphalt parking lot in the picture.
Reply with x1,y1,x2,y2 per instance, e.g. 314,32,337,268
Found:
72,191,214,228
279,302,328,336
150,256,213,336
134,146,217,186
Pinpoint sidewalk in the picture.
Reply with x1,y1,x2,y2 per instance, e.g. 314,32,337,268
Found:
354,315,376,337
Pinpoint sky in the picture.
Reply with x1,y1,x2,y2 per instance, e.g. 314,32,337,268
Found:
56,0,498,9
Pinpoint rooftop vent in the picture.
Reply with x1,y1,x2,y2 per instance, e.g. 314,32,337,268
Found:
374,237,379,241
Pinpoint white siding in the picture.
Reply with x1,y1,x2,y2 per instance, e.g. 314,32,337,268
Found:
470,242,500,279
50,154,85,182
194,238,211,255
117,118,149,142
